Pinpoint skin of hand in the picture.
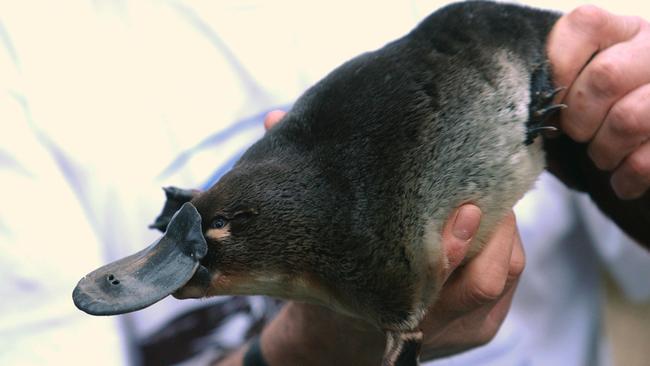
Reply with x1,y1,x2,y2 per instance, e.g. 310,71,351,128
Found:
547,5,650,199
216,112,525,366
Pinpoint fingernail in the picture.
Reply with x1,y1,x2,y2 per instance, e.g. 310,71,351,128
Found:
452,206,481,241
611,174,640,200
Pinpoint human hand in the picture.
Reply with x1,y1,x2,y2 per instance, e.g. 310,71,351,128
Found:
221,112,524,366
547,6,650,199
251,206,523,366
419,210,524,360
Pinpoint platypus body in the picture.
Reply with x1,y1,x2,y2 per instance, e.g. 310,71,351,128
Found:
73,2,650,365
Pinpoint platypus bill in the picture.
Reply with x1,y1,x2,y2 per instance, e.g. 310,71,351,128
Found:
73,2,650,365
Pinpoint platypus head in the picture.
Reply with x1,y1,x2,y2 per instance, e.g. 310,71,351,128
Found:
73,135,346,316
175,159,335,302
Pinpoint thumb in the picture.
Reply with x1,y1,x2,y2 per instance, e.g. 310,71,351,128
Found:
439,204,482,282
264,110,287,131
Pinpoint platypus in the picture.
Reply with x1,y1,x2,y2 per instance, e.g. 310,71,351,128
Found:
73,2,650,365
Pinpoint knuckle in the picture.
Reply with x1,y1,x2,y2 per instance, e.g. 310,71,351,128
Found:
562,93,598,142
564,117,595,142
625,152,650,178
633,16,647,29
508,257,526,280
468,274,505,305
568,5,610,33
475,326,499,347
608,101,645,138
588,145,615,171
586,58,625,99
640,18,650,33
627,16,648,35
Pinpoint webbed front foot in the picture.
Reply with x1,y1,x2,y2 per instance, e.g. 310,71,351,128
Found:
526,64,569,145
526,85,568,144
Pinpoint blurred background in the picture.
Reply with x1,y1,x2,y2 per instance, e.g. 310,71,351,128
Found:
1,1,649,365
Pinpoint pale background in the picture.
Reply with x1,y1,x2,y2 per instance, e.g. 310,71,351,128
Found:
1,1,649,365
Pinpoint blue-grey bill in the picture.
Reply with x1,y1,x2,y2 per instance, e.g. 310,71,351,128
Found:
72,202,207,315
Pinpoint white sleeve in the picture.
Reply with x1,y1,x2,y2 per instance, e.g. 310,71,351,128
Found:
576,194,650,302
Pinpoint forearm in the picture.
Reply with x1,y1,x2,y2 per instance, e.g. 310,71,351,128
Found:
217,302,385,366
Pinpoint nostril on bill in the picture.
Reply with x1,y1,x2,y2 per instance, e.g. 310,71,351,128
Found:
106,274,120,285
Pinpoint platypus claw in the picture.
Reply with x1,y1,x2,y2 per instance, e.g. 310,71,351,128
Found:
533,103,568,119
539,86,567,102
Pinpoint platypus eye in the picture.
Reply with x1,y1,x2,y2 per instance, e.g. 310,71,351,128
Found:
210,216,228,229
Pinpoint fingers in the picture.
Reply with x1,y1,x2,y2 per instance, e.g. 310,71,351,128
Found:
611,141,650,199
562,29,650,142
548,5,643,106
479,278,519,341
440,211,519,315
587,83,650,199
264,110,287,130
587,83,650,170
548,6,650,199
445,240,523,349
438,205,482,282
420,214,524,358
549,6,647,142
505,228,525,290
480,234,525,332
